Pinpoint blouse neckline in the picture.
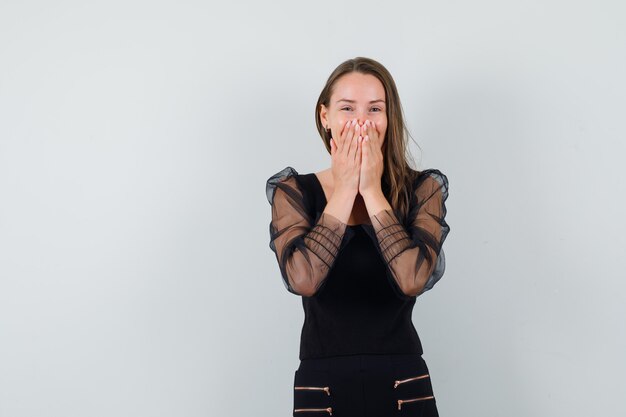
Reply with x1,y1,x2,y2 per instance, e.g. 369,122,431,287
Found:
310,172,372,228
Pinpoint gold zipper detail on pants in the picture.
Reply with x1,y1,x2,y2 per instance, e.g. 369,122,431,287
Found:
393,373,429,388
294,386,331,396
397,395,435,410
294,407,333,415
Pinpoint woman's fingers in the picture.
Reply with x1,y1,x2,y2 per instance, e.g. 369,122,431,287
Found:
363,120,372,145
369,120,378,144
354,128,362,161
347,123,359,157
339,119,351,152
344,120,357,156
334,120,347,153
333,119,366,168
356,135,363,162
337,119,349,154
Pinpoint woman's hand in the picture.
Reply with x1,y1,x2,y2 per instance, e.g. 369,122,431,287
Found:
358,120,384,197
330,119,363,196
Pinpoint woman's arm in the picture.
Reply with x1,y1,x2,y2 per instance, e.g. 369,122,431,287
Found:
266,167,354,297
363,171,450,299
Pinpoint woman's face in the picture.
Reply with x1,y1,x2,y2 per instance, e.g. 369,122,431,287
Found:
320,72,388,149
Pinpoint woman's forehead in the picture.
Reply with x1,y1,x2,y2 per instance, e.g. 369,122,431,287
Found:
332,73,385,101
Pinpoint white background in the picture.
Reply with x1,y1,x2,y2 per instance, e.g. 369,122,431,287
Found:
1,1,624,416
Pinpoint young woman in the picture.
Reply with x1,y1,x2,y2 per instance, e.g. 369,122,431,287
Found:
266,57,450,417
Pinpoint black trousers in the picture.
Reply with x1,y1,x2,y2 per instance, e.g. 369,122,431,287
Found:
293,353,439,417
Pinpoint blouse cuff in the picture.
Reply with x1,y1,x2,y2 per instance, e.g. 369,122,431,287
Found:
304,211,348,267
370,209,412,265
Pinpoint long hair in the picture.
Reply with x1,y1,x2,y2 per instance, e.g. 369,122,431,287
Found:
314,56,421,221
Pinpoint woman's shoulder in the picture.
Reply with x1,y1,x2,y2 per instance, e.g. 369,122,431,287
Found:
412,167,448,189
265,166,323,222
267,166,299,184
265,166,299,205
410,168,449,204
266,166,329,188
265,166,322,204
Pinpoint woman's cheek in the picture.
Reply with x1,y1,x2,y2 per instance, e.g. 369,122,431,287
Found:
337,121,349,135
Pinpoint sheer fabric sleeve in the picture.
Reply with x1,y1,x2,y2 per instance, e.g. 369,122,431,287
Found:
368,170,450,299
266,166,350,297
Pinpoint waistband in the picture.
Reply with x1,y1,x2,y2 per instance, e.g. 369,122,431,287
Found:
298,352,423,373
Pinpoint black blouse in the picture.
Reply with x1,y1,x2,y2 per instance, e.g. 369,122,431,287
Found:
265,166,450,360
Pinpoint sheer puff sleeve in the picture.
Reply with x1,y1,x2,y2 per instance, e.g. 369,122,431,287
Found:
266,166,350,297
368,169,450,299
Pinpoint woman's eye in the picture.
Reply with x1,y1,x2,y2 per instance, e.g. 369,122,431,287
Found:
341,107,382,112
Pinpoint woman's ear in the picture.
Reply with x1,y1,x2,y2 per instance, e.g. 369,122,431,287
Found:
319,104,329,127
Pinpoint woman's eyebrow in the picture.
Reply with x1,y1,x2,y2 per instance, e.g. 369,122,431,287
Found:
336,99,386,104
